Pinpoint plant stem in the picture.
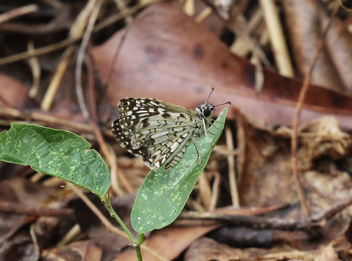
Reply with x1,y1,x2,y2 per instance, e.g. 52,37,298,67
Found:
102,196,143,261
135,245,143,261
138,233,144,245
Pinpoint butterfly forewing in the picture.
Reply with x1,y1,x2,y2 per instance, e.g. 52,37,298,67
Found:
112,97,216,170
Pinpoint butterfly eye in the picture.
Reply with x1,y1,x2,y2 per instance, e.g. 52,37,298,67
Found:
203,108,211,117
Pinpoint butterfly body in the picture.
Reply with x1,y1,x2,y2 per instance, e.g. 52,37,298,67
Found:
111,97,216,170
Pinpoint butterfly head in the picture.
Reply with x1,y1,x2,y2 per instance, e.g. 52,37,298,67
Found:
195,87,231,120
195,103,215,119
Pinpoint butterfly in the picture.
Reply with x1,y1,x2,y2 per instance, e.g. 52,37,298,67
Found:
111,88,230,170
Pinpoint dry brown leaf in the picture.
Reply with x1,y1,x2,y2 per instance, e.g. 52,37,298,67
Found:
319,3,352,93
0,178,59,260
93,2,352,129
281,0,343,91
0,73,29,109
314,243,339,261
41,240,103,261
234,108,352,247
184,237,262,261
113,206,285,260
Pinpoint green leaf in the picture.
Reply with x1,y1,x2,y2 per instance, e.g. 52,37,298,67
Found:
0,123,110,197
131,108,227,233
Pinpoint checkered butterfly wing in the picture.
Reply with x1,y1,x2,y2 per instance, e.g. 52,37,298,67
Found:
111,98,200,170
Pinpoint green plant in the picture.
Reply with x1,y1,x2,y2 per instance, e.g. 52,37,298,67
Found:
0,108,227,261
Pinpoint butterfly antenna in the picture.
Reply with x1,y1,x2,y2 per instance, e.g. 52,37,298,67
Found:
206,87,215,103
214,101,231,107
206,88,231,106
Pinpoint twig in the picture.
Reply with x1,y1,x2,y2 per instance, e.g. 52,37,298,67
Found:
259,0,294,77
183,0,195,16
28,41,41,98
0,201,73,217
113,0,133,24
76,0,102,119
0,38,78,66
41,47,74,111
209,172,220,211
195,5,212,23
180,194,352,231
198,172,212,210
179,211,317,231
72,186,129,240
94,0,165,32
57,224,81,246
107,144,124,196
0,4,38,24
0,1,158,66
291,2,339,218
225,125,239,207
88,118,129,195
42,0,98,111
311,195,352,222
0,107,94,133
29,225,40,260
75,0,134,197
212,145,238,156
339,0,352,11
86,51,98,122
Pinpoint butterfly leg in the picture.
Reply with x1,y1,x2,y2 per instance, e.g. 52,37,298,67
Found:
205,118,224,132
192,137,202,166
202,119,211,141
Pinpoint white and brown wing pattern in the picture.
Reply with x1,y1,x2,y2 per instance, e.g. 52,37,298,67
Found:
111,94,218,170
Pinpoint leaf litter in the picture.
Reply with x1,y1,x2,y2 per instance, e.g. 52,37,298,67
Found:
1,0,352,260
